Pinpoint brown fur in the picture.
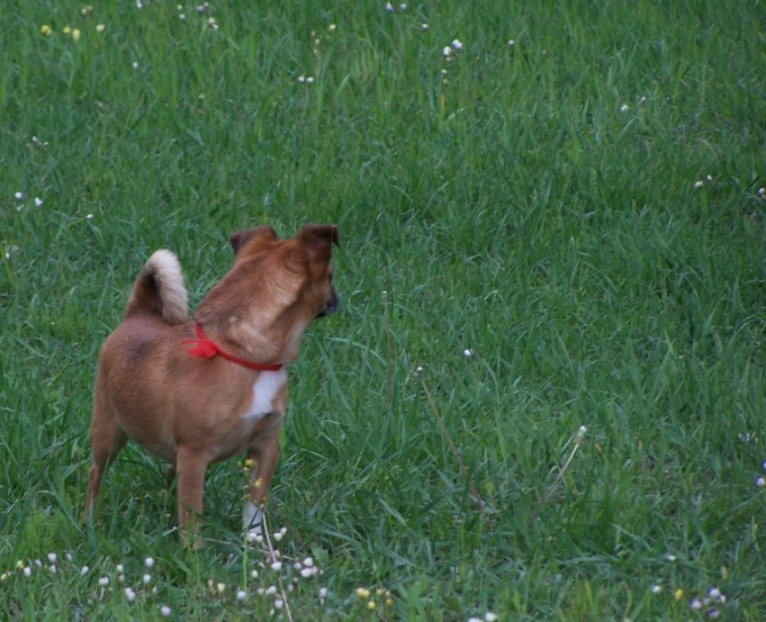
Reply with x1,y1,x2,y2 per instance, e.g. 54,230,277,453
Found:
85,224,339,547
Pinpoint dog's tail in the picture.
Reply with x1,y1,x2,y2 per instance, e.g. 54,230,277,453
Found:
124,250,189,325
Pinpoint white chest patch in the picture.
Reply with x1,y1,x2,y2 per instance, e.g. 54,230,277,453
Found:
244,369,287,420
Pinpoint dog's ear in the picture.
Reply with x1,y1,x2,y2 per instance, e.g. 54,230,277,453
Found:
297,224,340,259
229,226,278,255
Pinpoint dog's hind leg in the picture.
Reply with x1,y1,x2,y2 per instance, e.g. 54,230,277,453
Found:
85,379,127,520
176,446,208,549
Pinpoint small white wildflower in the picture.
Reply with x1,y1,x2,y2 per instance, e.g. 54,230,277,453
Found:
485,614,499,622
620,104,630,113
694,180,704,189
132,62,139,70
251,569,259,579
34,560,42,567
179,13,186,21
651,584,662,594
305,76,314,84
690,598,703,610
275,599,284,609
451,39,463,51
399,3,407,9
47,553,57,563
708,609,720,620
49,565,57,573
300,567,314,578
65,553,73,562
266,585,278,596
665,554,677,562
99,576,109,586
160,605,171,617
217,582,225,594
145,557,154,568
116,564,124,573
443,46,452,57
81,566,89,576
136,1,143,9
507,39,515,47
319,587,328,598
468,618,483,622
125,587,136,602
421,23,428,31
758,187,765,198
385,2,393,12
15,192,23,200
302,557,314,567
118,574,125,583
196,3,208,13
756,476,766,487
33,197,43,207
463,349,473,357
298,75,306,83
708,587,721,599
237,589,246,601
143,574,152,584
23,567,32,577
270,561,282,572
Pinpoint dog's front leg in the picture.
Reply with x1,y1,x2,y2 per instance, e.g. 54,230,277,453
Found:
176,446,208,549
243,434,280,540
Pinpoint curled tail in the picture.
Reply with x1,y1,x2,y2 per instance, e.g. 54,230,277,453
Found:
124,250,189,325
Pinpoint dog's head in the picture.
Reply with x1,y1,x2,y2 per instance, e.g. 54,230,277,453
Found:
228,224,339,322
194,224,340,363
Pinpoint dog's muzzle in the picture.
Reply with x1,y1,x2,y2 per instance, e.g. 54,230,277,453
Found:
318,288,338,317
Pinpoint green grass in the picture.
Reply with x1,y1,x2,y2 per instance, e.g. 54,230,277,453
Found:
1,0,765,619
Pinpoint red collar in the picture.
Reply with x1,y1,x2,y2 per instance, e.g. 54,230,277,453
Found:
180,323,283,372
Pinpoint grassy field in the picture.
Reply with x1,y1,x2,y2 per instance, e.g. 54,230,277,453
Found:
1,0,765,619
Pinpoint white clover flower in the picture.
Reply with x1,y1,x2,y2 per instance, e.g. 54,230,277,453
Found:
237,589,246,601
302,557,314,567
708,609,720,620
81,566,89,576
116,564,124,573
708,587,721,599
266,585,277,596
385,2,393,12
160,605,171,617
99,576,110,586
251,569,259,579
275,599,284,608
270,561,282,572
49,565,57,573
485,614,498,622
86,213,94,219
47,553,57,563
143,574,152,584
651,584,662,594
620,104,630,112
756,476,766,487
23,567,32,577
664,553,677,562
300,567,314,578
463,349,473,357
132,62,139,70
145,557,154,568
758,187,765,198
33,197,43,207
694,180,704,189
15,192,23,200
507,39,515,47
451,39,463,51
125,588,136,602
690,598,703,610
399,3,407,9
421,23,428,30
443,46,452,57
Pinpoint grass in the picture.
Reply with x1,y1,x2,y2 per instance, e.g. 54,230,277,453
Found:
1,0,764,619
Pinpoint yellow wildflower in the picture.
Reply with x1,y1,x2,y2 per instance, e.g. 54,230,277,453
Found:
674,588,684,601
356,587,370,599
72,28,81,42
40,25,52,36
96,24,105,33
63,26,72,34
367,600,376,611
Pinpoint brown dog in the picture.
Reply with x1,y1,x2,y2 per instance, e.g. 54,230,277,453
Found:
85,224,339,547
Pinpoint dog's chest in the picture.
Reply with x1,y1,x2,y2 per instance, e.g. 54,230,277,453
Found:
244,369,287,420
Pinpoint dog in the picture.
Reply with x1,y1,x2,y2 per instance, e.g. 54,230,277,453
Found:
84,224,339,547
